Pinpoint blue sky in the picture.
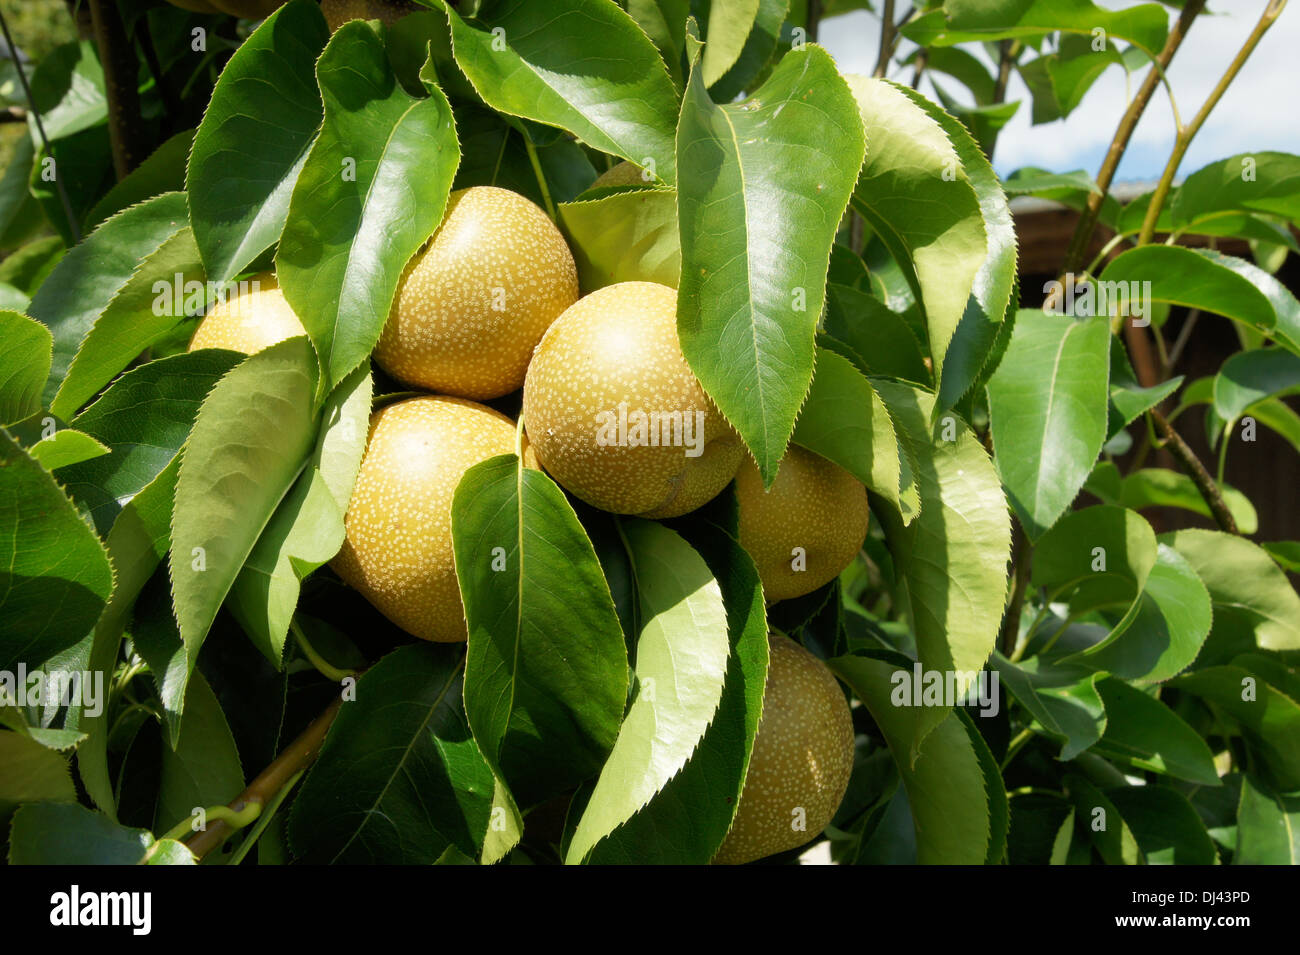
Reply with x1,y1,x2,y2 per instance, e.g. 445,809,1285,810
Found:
820,1,1300,183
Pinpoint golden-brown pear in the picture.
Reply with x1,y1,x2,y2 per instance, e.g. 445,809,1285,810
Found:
590,160,655,189
375,186,578,400
713,633,855,865
206,0,284,18
188,272,306,355
319,0,413,31
735,446,869,602
331,395,532,642
522,281,742,518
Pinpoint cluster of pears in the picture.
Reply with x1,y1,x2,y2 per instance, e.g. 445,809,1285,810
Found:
189,182,863,864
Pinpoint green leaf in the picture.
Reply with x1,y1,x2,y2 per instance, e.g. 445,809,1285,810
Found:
1108,336,1181,436
1031,504,1158,618
452,455,628,810
26,41,107,139
8,802,156,865
791,347,916,522
901,46,996,104
53,227,207,420
0,236,65,297
566,520,730,864
700,0,761,86
169,338,320,712
85,129,195,232
27,429,108,471
1018,33,1125,124
1174,664,1300,791
1093,678,1219,785
229,366,372,666
557,185,680,291
830,652,996,864
677,44,865,481
77,459,180,816
277,22,460,394
289,644,496,864
906,0,1169,57
1065,775,1142,864
0,730,76,814
845,77,986,393
444,0,680,183
706,0,789,102
1118,468,1257,536
1002,166,1101,198
0,310,52,425
1162,529,1300,652
991,655,1105,760
1098,246,1300,352
1106,784,1217,864
627,0,690,87
585,520,768,863
27,192,190,408
822,284,930,386
0,428,113,674
154,671,245,834
871,381,1011,749
1171,152,1300,236
186,0,330,284
1234,774,1300,864
58,350,244,536
987,312,1110,539
1213,347,1300,423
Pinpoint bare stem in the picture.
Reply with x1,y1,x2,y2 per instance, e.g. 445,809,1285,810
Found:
1151,409,1240,534
1060,0,1205,274
872,0,896,78
87,0,146,179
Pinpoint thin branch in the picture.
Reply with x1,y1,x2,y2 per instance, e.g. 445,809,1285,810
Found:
1137,0,1287,247
185,697,343,860
909,48,927,89
993,39,1017,103
1166,308,1202,371
87,0,146,179
807,0,823,45
1151,408,1239,534
872,0,896,78
1060,0,1205,274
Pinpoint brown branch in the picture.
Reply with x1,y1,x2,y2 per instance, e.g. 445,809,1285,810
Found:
993,39,1017,103
185,697,343,860
1060,1,1205,274
1151,409,1239,534
87,0,146,179
807,0,823,45
872,0,896,78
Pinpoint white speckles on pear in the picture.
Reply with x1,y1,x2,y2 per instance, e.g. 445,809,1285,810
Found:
736,445,869,602
188,272,306,355
521,281,744,517
330,395,520,643
375,186,579,400
713,633,855,865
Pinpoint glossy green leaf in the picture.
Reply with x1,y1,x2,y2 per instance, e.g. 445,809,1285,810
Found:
677,44,865,481
1162,529,1300,652
27,429,108,471
700,0,761,86
289,644,497,864
566,520,729,864
58,350,243,536
8,802,155,865
453,455,628,812
1107,785,1217,864
27,192,189,408
1234,774,1300,864
905,0,1168,57
169,338,319,712
229,366,372,666
26,41,106,139
830,652,996,864
987,312,1109,539
1174,664,1300,792
1171,152,1300,235
154,671,245,834
1094,678,1219,785
0,731,76,813
85,129,195,232
871,382,1010,750
791,347,915,522
186,0,330,283
1213,347,1300,423
445,0,680,183
52,227,207,420
1118,468,1257,535
278,22,460,393
822,284,930,386
706,0,789,102
846,77,986,393
558,185,680,291
991,655,1105,760
0,310,52,425
585,521,768,864
1031,504,1158,618
627,0,690,87
0,429,113,674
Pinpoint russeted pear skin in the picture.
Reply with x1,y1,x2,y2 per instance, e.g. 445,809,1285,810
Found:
522,281,743,518
736,446,869,602
590,161,654,189
713,633,854,865
187,273,306,355
331,396,529,643
206,0,284,18
375,186,579,400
